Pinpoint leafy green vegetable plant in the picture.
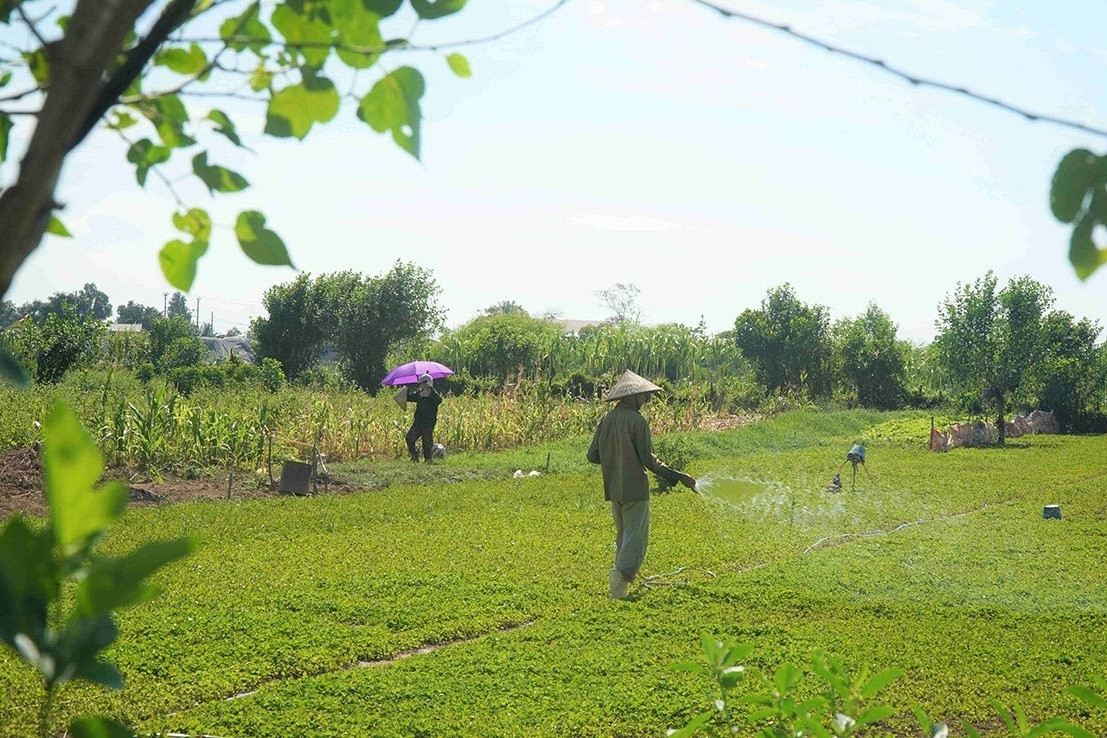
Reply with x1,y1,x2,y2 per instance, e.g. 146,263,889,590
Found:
0,400,194,737
669,636,902,737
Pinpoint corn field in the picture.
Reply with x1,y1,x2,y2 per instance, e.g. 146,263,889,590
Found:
0,373,723,477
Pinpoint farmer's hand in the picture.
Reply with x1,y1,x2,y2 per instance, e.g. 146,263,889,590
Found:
678,473,697,493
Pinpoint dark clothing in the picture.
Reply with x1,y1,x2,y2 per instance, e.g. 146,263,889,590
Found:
409,387,443,426
406,423,436,462
406,387,443,461
586,404,683,501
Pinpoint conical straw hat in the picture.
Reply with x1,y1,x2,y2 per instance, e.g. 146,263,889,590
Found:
604,370,662,401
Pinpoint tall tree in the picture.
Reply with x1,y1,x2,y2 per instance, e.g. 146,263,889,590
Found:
166,291,191,322
330,263,443,392
116,300,162,330
15,282,111,324
596,283,641,325
483,300,528,316
72,283,113,320
1026,311,1104,431
0,299,20,329
733,283,832,397
832,303,907,409
252,263,442,391
147,314,200,369
252,272,325,381
934,271,1054,443
3,304,107,382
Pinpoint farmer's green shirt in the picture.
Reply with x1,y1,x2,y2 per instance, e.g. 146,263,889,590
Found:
586,403,681,502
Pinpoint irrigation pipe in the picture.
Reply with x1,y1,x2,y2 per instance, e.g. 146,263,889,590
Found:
641,566,717,588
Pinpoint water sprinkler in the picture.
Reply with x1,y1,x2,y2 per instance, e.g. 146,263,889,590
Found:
845,444,866,489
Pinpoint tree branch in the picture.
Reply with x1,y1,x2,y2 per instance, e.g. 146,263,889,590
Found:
0,0,154,300
73,0,199,150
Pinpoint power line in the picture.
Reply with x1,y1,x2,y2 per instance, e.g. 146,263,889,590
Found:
687,0,1107,140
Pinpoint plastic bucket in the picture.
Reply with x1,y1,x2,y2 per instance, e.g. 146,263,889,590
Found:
279,461,312,494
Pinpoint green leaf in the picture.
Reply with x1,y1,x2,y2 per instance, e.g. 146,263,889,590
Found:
265,73,340,139
365,0,403,15
1067,685,1107,711
208,109,244,147
1050,149,1101,223
42,401,128,554
1051,724,1099,738
0,70,11,87
271,2,333,68
159,239,208,292
191,151,249,193
0,341,29,387
357,66,424,158
331,0,385,69
1068,211,1107,281
126,138,171,186
155,43,209,76
236,210,294,267
24,47,49,84
410,0,467,19
160,209,211,290
47,215,72,238
108,111,138,130
0,112,11,162
0,517,55,647
155,94,196,149
446,52,471,78
78,538,195,616
854,704,896,727
173,207,213,242
54,612,120,687
221,2,271,53
859,666,904,697
250,63,274,91
70,716,136,738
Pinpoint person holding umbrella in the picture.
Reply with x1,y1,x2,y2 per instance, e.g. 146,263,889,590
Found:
403,372,444,463
587,369,697,600
381,361,454,464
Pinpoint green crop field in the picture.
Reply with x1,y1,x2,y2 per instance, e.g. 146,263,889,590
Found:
2,410,1105,737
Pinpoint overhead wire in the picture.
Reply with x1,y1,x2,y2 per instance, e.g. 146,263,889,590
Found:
686,0,1107,141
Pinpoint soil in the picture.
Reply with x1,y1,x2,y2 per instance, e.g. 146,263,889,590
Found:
0,446,348,519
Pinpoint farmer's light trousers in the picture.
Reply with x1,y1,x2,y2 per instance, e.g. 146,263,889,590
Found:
611,498,649,581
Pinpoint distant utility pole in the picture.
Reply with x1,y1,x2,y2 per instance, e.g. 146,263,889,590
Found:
163,292,167,317
195,298,200,331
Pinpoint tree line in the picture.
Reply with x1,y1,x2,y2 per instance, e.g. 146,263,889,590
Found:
3,263,1104,436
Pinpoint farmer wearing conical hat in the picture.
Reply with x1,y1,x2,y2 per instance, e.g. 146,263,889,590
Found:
587,369,697,599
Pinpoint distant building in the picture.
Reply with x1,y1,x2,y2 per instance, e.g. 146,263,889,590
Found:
108,323,143,332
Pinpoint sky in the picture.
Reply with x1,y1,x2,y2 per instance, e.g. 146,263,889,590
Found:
4,0,1107,343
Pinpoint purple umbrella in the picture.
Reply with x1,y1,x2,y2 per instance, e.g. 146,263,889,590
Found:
380,360,455,387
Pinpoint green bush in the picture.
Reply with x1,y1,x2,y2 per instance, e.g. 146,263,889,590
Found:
259,357,286,393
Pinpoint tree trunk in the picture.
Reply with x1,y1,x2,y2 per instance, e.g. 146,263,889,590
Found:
0,0,153,300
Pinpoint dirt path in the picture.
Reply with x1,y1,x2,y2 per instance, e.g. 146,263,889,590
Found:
0,446,294,519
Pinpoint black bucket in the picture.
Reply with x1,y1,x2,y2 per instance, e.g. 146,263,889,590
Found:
279,461,312,495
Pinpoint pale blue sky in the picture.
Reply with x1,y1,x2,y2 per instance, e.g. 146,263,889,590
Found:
5,0,1107,342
